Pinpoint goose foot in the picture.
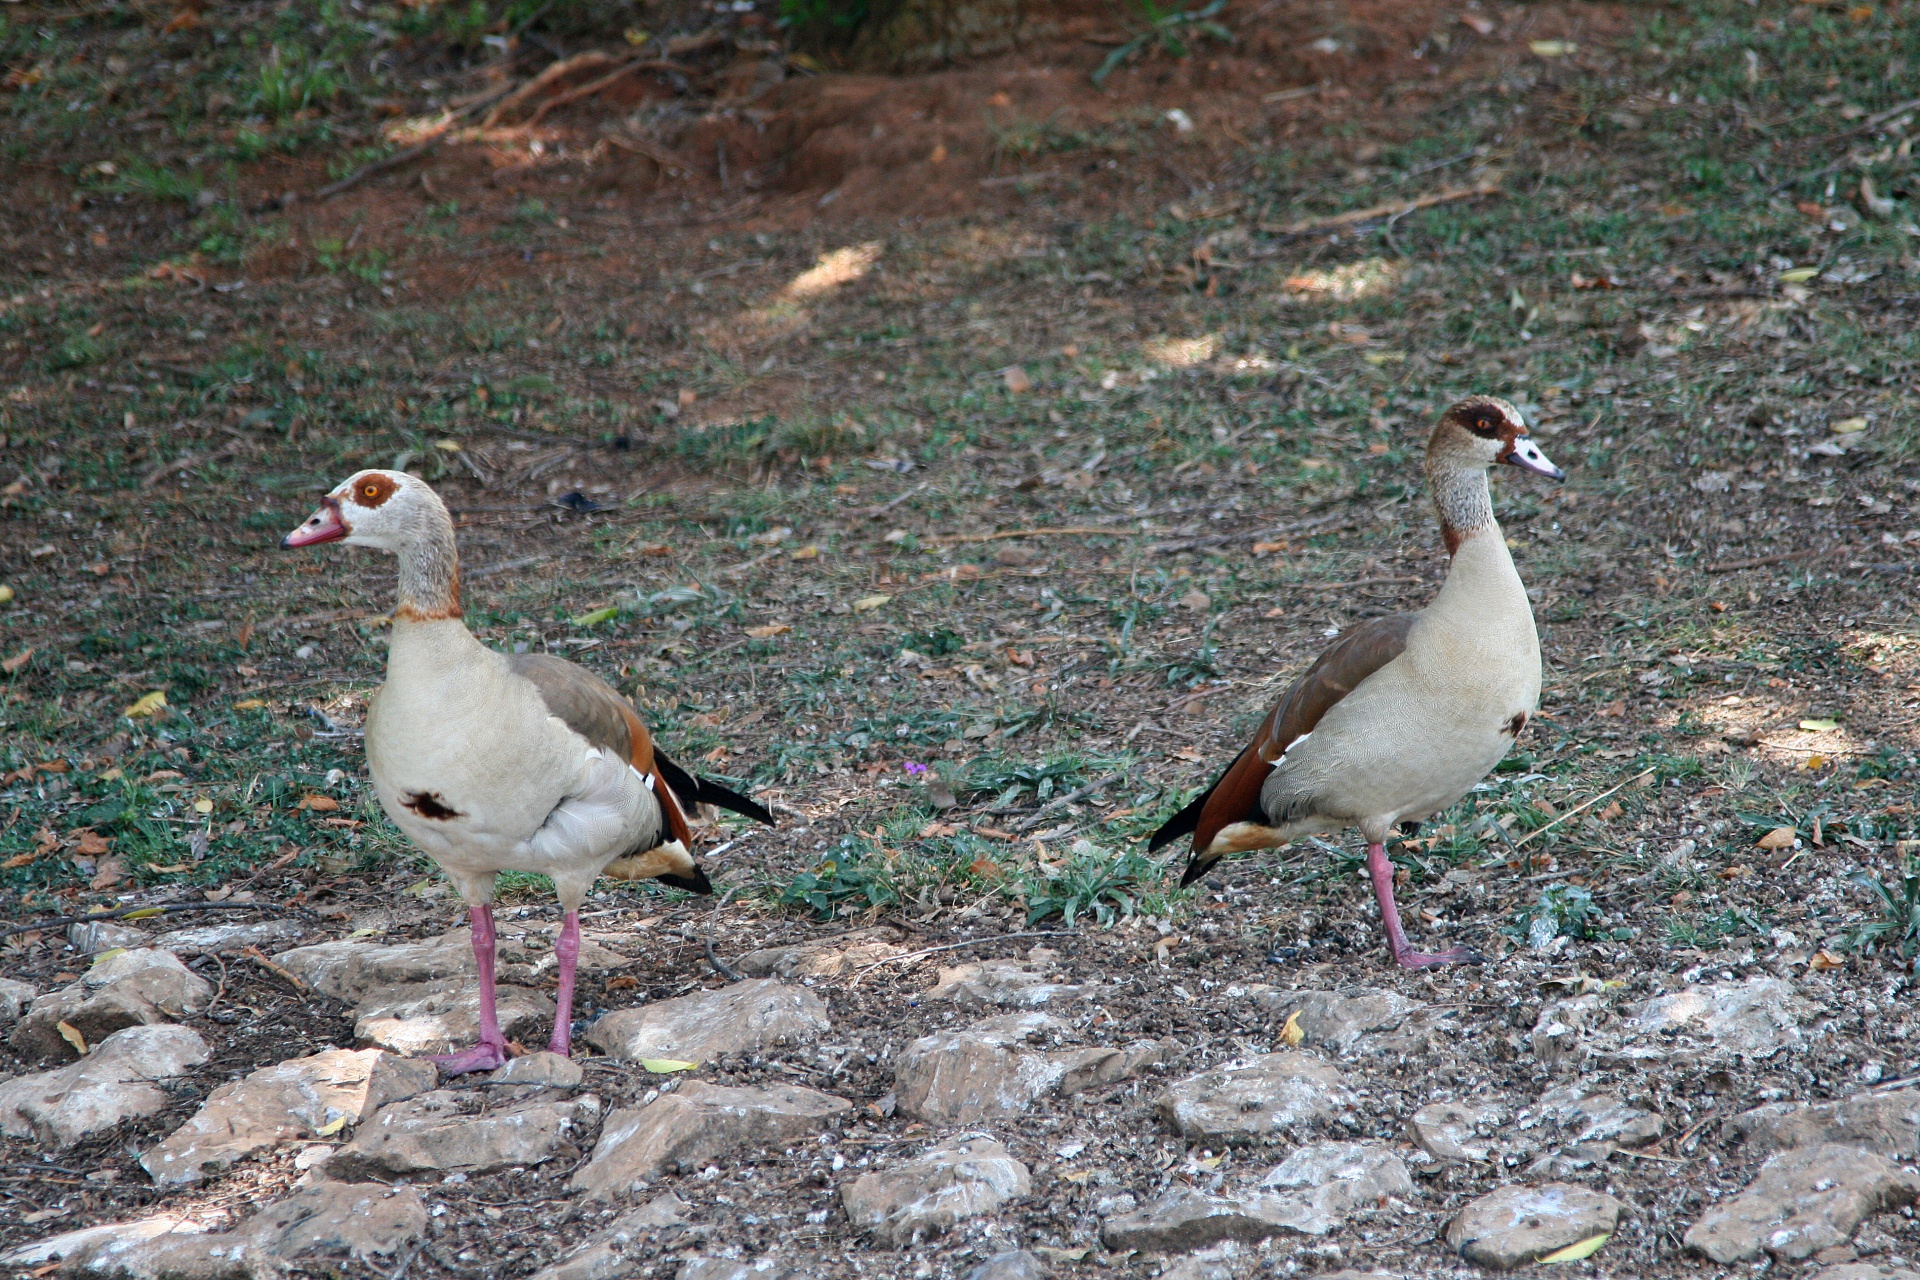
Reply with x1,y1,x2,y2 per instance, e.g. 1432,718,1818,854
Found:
1365,842,1485,972
431,1041,508,1075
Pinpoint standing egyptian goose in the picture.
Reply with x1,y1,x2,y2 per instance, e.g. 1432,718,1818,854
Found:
1150,396,1563,968
282,470,771,1072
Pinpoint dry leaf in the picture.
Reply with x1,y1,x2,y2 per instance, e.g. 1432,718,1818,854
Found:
233,699,266,711
1006,649,1035,667
1,646,32,673
1458,11,1495,34
1597,801,1624,821
1529,39,1577,56
638,1058,699,1073
1756,827,1797,850
1280,1010,1305,1046
1798,718,1840,731
314,1116,349,1137
1809,948,1846,971
123,690,168,718
296,794,341,812
789,545,821,560
72,830,111,856
1251,540,1288,555
1,851,35,869
852,594,892,612
1539,1233,1610,1263
89,857,127,890
745,624,792,638
193,798,214,814
1002,365,1032,394
57,1021,89,1055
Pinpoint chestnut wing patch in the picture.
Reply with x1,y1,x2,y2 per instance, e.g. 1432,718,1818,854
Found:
1153,613,1416,886
403,791,463,820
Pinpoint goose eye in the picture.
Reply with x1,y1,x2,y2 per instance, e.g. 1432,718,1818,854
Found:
363,485,379,498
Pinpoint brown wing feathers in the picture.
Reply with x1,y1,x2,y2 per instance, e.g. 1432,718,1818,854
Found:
1153,614,1417,886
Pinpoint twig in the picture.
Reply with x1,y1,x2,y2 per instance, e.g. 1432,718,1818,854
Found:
1258,182,1502,237
704,935,741,981
1296,575,1424,590
312,134,449,203
928,527,1118,545
860,481,931,520
1704,548,1815,573
526,60,691,126
851,931,1076,979
1510,769,1655,850
1150,509,1350,555
481,51,621,128
1012,770,1130,831
242,944,308,991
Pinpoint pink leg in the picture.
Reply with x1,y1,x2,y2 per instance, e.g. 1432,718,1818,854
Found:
431,904,508,1074
1366,843,1484,970
548,910,581,1057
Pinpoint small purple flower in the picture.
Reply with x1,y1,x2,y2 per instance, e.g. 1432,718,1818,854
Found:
901,761,928,776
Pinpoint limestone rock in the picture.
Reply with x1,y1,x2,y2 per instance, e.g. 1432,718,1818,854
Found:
493,1050,585,1089
1409,1101,1504,1163
894,1012,1171,1123
141,1047,437,1188
152,919,308,953
587,979,830,1063
841,1134,1031,1246
1629,976,1804,1058
966,1250,1049,1280
1155,1254,1237,1280
1250,986,1425,1053
1528,1083,1663,1148
0,977,35,1027
530,1193,691,1280
10,950,211,1062
1731,1089,1920,1161
1811,1267,1920,1280
1159,1052,1352,1144
1445,1182,1625,1270
734,932,904,979
353,979,553,1057
327,1087,600,1178
1101,1187,1296,1253
1256,1140,1413,1234
274,929,478,1001
678,1260,804,1280
1,1212,220,1272
1684,1142,1920,1263
0,1024,209,1147
573,1082,850,1199
924,957,1090,1008
67,919,151,954
83,948,213,1016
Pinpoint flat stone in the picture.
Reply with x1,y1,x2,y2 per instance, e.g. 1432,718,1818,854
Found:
67,919,151,954
274,929,478,1001
1684,1142,1920,1263
492,1050,585,1089
10,951,212,1062
0,977,35,1027
327,1087,600,1178
1731,1089,1920,1161
1156,1255,1236,1280
1444,1182,1626,1270
1101,1187,1297,1253
1159,1052,1352,1145
734,932,905,979
1256,1140,1413,1235
141,1047,438,1188
83,948,213,1016
586,979,830,1064
1408,1101,1504,1163
152,919,309,953
1811,1267,1920,1280
1527,1082,1663,1148
1248,986,1425,1053
1630,976,1804,1058
529,1193,691,1280
0,1024,209,1147
572,1081,850,1200
353,979,553,1056
966,1250,1050,1280
924,958,1090,1008
10,1181,428,1277
894,1012,1172,1123
678,1260,805,1280
841,1133,1031,1246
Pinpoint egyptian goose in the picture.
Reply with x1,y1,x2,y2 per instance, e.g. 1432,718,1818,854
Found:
1150,396,1563,968
282,470,772,1072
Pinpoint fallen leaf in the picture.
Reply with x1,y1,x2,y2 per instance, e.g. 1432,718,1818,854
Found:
1798,718,1840,731
1831,416,1868,434
1802,754,1829,772
638,1058,699,1073
606,974,640,992
631,542,672,556
193,798,214,814
1458,11,1496,34
789,545,820,560
1279,1010,1305,1047
1529,39,1577,56
0,586,13,605
1,852,35,869
233,698,266,711
296,794,341,812
1,646,32,673
89,857,127,890
73,830,111,856
1756,827,1797,850
57,1021,89,1055
145,864,189,873
919,822,959,838
571,605,620,627
745,624,791,639
123,690,168,718
1003,365,1032,394
1597,801,1624,821
1059,1170,1094,1184
1539,1233,1610,1263
314,1116,349,1137
1251,541,1288,556
1779,265,1821,282
852,594,892,612
1809,948,1846,971
1006,648,1035,667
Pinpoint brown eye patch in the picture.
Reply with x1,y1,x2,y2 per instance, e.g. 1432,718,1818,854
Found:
355,474,397,507
1464,408,1504,439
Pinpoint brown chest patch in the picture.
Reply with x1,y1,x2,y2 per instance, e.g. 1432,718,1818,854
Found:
403,790,462,820
1503,711,1529,737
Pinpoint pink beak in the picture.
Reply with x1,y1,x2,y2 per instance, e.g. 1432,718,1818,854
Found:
282,498,347,549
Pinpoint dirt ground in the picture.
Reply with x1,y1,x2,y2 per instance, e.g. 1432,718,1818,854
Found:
3,0,1920,1274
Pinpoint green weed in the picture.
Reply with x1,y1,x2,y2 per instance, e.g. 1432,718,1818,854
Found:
1019,839,1160,927
1844,852,1920,962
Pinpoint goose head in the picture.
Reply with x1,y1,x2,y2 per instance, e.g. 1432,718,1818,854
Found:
1428,396,1565,481
282,469,447,552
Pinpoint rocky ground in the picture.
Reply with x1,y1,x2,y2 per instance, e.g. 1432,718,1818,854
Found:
2,888,1918,1278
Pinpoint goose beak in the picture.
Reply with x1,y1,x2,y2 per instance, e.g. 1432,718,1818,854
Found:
1504,436,1565,482
282,497,347,548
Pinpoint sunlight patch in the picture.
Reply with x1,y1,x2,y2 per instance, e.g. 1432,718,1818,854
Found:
1142,334,1218,367
786,243,882,298
1282,257,1403,301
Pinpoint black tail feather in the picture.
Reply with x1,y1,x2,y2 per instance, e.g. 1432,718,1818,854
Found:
654,749,776,827
1147,779,1218,853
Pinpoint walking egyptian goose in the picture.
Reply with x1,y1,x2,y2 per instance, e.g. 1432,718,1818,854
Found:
1150,396,1563,968
282,470,772,1072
